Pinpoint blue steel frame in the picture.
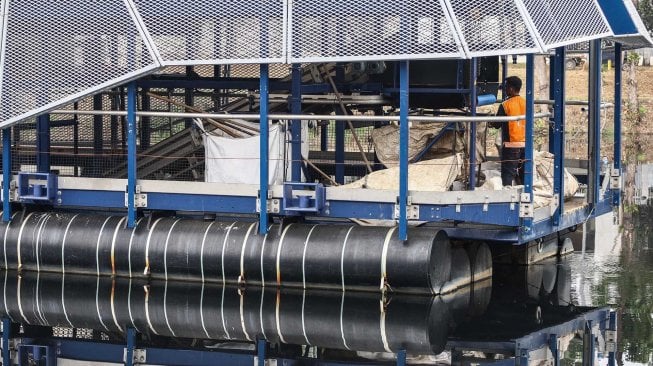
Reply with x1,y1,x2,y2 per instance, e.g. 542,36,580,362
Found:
2,128,11,222
2,43,621,245
613,43,623,206
550,48,566,226
290,64,303,182
522,54,535,235
398,60,409,241
259,64,270,234
127,82,138,228
588,40,603,207
468,58,478,190
36,114,50,173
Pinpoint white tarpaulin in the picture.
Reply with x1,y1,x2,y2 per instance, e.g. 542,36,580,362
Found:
204,124,284,185
202,122,309,184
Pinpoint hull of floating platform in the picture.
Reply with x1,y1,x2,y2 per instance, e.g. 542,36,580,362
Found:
0,211,498,295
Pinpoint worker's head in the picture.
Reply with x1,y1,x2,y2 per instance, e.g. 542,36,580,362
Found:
504,76,522,97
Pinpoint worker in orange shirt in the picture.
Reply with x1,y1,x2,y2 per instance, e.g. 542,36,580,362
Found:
492,76,526,186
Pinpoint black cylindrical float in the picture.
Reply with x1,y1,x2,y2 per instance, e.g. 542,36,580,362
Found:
0,212,451,294
1,271,454,355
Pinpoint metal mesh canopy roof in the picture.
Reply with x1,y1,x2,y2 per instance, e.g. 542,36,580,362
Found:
0,0,160,127
0,0,647,127
597,0,653,48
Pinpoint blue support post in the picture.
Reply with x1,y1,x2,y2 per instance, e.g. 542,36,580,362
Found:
93,94,103,155
588,40,602,207
469,58,478,190
290,64,303,182
140,88,151,149
36,114,50,173
184,66,194,129
127,82,138,228
335,64,345,184
501,56,508,99
584,320,595,366
126,327,136,366
613,43,622,206
607,311,617,366
2,317,10,366
551,47,566,226
517,348,529,366
2,128,11,222
259,64,270,235
256,339,266,366
524,54,535,232
396,349,406,366
398,60,409,241
549,334,559,366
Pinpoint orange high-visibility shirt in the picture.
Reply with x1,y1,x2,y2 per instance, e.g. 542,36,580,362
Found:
501,95,526,144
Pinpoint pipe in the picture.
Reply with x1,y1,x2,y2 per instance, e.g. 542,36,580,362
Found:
1,212,452,295
0,270,471,355
49,109,551,123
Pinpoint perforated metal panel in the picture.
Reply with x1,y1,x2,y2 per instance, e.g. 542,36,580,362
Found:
521,0,612,49
445,0,542,57
0,0,161,127
132,0,287,65
288,0,465,62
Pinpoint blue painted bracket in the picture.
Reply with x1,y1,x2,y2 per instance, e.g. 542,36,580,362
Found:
17,172,57,203
283,182,325,213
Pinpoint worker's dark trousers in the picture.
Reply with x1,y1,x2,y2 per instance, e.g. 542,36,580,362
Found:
501,147,525,186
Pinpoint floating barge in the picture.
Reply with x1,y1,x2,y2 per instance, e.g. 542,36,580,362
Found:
0,0,649,364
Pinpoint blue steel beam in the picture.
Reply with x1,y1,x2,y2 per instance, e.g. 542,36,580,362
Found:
257,339,266,366
126,327,136,366
93,94,103,156
396,350,407,366
259,64,270,234
398,60,410,241
613,43,623,207
469,58,478,190
523,55,535,234
334,64,346,184
127,82,138,228
588,40,603,207
2,128,11,222
36,114,50,173
551,47,566,226
291,64,303,182
608,311,617,366
2,318,10,366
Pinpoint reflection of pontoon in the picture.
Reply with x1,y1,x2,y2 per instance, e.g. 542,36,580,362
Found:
0,260,616,366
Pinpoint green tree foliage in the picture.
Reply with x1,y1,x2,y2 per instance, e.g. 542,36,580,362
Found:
638,0,653,31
